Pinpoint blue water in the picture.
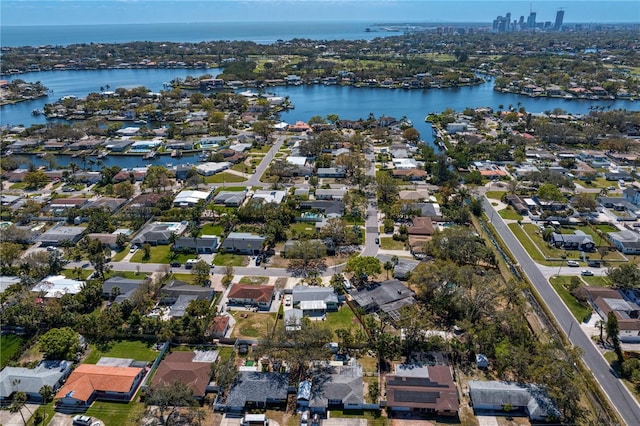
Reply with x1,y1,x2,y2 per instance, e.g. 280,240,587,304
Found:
2,21,387,47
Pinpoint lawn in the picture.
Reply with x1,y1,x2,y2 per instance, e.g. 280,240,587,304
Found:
60,268,94,280
218,346,234,362
594,224,619,233
84,339,159,364
171,273,194,282
507,223,546,263
203,172,247,184
85,400,144,426
380,237,405,250
581,275,610,287
239,276,269,285
231,312,277,339
10,182,30,189
1,334,25,368
130,245,197,264
213,252,248,266
112,249,129,262
201,224,224,236
485,190,506,200
27,402,56,426
321,306,364,338
549,276,592,322
288,222,318,239
232,163,251,173
498,207,523,221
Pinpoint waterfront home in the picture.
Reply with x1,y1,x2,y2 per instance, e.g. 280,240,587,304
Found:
67,138,104,151
385,364,458,416
200,136,228,150
221,232,265,255
227,284,275,310
54,364,146,413
0,360,73,404
468,381,560,421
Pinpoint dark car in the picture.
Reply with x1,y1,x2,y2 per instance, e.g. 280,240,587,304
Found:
588,260,601,268
170,262,181,267
255,256,262,266
375,238,380,245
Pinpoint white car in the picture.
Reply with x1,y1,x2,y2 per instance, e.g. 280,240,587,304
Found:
567,260,580,267
581,270,594,276
284,295,292,306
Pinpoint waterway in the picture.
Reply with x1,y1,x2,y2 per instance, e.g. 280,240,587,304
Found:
3,68,639,170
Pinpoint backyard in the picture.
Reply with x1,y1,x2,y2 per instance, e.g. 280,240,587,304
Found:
0,334,25,368
84,339,160,364
231,312,278,339
130,245,197,264
320,305,365,338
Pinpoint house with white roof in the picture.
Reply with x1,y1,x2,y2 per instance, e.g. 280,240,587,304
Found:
252,190,287,204
33,275,83,298
195,162,231,176
173,189,213,207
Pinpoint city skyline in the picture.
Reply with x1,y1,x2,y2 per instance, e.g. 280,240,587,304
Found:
2,1,639,27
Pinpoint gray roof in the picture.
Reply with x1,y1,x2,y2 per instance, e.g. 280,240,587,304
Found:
292,285,338,305
175,235,219,250
300,200,345,216
351,279,416,321
159,279,215,302
37,226,85,244
309,362,364,408
551,231,594,244
468,380,560,420
169,294,200,317
414,202,441,218
0,360,72,399
103,277,149,297
132,223,174,245
225,372,289,408
214,191,246,205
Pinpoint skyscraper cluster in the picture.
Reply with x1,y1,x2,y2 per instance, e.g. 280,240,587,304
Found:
492,8,564,32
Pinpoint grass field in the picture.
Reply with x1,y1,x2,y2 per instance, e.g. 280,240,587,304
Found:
0,334,25,368
581,275,610,287
213,253,248,266
485,191,506,200
130,245,197,264
85,400,144,426
232,312,277,339
204,172,247,184
549,276,592,321
507,223,546,263
379,237,405,250
288,222,318,239
320,306,364,339
498,207,523,221
84,339,159,364
112,249,129,262
201,223,224,235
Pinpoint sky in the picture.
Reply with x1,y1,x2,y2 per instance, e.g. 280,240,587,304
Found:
2,0,639,26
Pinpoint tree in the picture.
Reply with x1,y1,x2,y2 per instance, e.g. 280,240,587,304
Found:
9,391,28,426
142,243,152,261
114,181,135,199
384,261,394,280
23,170,50,189
144,381,200,426
0,242,22,270
402,127,420,143
573,192,597,212
537,183,565,202
191,260,210,286
345,256,381,287
607,263,640,290
606,311,623,363
39,327,79,359
376,172,399,206
330,273,346,295
368,380,380,403
39,384,54,403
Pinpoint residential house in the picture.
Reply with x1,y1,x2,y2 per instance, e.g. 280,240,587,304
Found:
306,362,364,414
227,284,275,310
291,285,339,316
607,229,640,255
385,364,459,416
224,372,289,412
174,235,219,254
102,276,151,302
505,195,529,215
150,351,217,400
173,189,213,207
0,360,73,404
550,231,595,251
37,225,85,246
209,316,231,339
86,233,119,250
605,170,633,181
468,380,560,421
214,191,247,207
0,276,21,294
252,190,287,205
84,197,127,213
129,192,172,208
392,169,427,181
220,232,265,255
315,188,348,201
299,200,344,217
196,162,231,176
351,279,416,321
582,286,640,342
49,198,89,215
54,364,146,413
377,255,420,280
413,203,443,221
33,275,83,298
158,279,215,305
131,222,187,246
623,187,640,207
317,168,346,179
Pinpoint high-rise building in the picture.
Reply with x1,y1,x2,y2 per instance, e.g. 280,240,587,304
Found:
554,9,564,30
527,12,537,28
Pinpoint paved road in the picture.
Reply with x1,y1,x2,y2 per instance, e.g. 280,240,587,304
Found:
245,135,285,188
483,197,640,425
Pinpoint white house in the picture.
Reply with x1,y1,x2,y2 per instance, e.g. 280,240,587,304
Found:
33,275,83,298
173,189,213,207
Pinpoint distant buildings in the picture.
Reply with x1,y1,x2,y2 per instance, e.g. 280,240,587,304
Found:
493,8,566,32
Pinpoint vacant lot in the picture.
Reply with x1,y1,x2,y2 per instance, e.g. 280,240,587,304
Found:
84,339,159,364
231,312,277,339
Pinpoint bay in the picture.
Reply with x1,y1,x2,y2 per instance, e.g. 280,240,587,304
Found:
2,21,385,48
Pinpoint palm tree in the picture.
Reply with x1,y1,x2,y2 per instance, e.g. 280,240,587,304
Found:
384,261,394,280
168,232,178,259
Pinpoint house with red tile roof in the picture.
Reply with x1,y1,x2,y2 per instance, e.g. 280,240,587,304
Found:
54,364,146,413
227,284,275,310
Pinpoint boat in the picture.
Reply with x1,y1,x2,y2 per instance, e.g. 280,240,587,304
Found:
171,149,182,158
32,109,43,116
143,151,157,160
97,151,108,159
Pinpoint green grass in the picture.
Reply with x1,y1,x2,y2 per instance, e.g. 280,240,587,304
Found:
171,273,194,282
232,163,251,173
213,252,248,266
10,182,31,189
112,249,129,262
60,268,94,280
507,223,546,263
84,339,159,364
109,270,151,280
379,237,405,250
594,224,619,233
1,334,25,368
203,172,247,184
26,402,56,426
249,145,272,153
581,275,610,287
288,222,318,239
201,223,223,235
498,207,523,221
85,400,144,426
549,276,592,322
130,245,197,264
218,346,234,362
321,306,363,336
485,190,506,200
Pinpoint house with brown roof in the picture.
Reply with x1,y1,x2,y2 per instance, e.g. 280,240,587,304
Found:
209,315,231,338
392,168,427,181
54,364,146,413
582,286,640,342
150,351,216,400
408,217,434,236
385,364,459,416
227,284,275,310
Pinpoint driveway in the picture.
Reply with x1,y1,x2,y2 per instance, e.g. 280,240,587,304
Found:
0,404,39,426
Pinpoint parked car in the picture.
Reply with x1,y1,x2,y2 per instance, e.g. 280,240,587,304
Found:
588,260,601,268
72,416,92,426
567,260,580,267
284,295,292,306
170,262,181,267
581,270,594,276
375,238,380,245
255,256,261,266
